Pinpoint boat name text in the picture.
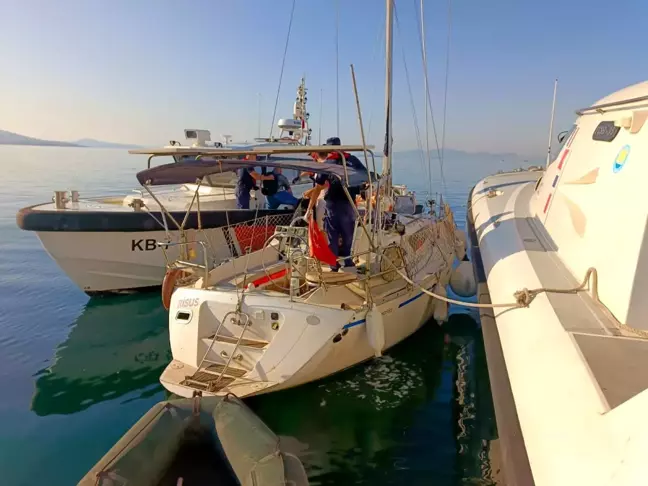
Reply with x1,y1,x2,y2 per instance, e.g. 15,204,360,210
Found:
131,239,157,251
178,298,200,308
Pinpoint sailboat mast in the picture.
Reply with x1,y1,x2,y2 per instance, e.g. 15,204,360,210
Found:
383,0,394,195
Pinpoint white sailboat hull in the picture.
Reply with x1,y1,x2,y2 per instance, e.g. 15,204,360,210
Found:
160,277,445,399
160,214,459,399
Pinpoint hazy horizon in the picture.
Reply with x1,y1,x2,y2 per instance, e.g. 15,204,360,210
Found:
1,0,646,158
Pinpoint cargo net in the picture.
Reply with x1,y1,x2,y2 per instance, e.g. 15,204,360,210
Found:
224,213,298,257
400,222,439,276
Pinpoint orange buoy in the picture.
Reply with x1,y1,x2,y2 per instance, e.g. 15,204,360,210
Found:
162,268,184,310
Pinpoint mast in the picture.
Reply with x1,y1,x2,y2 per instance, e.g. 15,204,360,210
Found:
383,0,394,195
546,78,558,167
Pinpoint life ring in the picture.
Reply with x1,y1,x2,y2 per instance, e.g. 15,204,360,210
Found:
162,268,185,310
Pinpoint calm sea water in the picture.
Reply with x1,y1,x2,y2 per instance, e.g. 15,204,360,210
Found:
0,145,520,485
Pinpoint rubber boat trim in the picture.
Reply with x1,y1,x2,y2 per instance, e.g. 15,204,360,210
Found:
466,184,536,486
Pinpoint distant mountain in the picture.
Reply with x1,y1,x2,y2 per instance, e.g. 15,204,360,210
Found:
73,138,142,149
0,129,81,147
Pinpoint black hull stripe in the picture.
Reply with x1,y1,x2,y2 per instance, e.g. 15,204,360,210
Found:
16,206,292,232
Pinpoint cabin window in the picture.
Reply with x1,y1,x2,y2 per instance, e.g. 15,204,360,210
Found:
592,121,620,142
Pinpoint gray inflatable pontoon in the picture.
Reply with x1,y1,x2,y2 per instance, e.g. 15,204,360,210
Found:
79,393,308,486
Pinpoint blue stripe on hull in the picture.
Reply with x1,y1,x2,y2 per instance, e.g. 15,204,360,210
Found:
343,286,434,328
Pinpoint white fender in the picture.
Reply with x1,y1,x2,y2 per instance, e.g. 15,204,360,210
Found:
433,286,449,324
365,305,385,357
449,260,477,298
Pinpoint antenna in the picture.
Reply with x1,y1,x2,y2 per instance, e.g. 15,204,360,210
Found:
257,93,261,139
318,89,323,145
546,79,558,167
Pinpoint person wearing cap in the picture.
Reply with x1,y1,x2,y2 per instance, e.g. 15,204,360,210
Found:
304,144,358,271
235,155,274,209
321,137,367,172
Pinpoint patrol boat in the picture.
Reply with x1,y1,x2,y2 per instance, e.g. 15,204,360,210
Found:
467,81,648,485
16,80,314,295
155,0,466,400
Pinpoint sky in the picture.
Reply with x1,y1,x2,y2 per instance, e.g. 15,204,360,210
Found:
0,0,647,158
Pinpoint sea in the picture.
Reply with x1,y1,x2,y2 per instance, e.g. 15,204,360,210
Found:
0,145,532,485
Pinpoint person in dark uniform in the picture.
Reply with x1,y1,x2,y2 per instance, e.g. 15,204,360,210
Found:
235,158,274,209
263,167,299,209
305,141,358,271
321,137,367,172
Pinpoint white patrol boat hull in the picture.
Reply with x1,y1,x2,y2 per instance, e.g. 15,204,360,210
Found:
17,186,307,295
467,81,648,486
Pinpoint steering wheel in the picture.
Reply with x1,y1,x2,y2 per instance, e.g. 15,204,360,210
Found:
259,220,311,293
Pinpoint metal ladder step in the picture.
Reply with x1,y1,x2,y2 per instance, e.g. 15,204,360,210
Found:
209,334,269,349
199,362,248,378
182,374,235,393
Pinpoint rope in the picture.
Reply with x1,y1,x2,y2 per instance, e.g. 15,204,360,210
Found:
381,248,603,310
268,0,297,138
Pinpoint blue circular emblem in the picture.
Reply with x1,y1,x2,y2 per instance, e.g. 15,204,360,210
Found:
613,145,630,173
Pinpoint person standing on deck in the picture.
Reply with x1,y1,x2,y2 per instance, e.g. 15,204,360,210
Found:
304,147,358,272
235,156,274,209
264,167,299,209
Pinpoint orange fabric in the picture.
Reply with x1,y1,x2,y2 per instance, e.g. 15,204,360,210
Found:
308,216,337,266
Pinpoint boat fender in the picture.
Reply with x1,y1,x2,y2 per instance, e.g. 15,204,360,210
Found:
162,268,184,310
454,229,467,260
433,286,449,324
365,305,385,357
449,261,477,298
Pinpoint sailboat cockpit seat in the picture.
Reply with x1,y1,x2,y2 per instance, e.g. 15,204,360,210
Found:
305,270,358,286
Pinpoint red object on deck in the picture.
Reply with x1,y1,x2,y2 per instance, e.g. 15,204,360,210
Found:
308,217,337,266
250,268,288,287
234,225,277,253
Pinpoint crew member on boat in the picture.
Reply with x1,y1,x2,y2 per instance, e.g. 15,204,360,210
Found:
304,144,358,271
263,167,299,209
235,155,274,209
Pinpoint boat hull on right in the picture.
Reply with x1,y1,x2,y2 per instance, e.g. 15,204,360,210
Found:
467,81,648,485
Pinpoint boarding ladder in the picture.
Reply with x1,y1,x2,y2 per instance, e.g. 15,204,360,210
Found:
183,310,267,393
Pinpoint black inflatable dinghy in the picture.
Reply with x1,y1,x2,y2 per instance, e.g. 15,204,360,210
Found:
79,393,308,485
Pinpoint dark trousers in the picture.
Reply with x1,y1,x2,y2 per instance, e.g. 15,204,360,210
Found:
236,191,251,209
324,201,356,270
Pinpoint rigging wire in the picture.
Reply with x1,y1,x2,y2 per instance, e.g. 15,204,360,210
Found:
419,0,433,196
335,0,340,136
269,0,297,138
393,5,428,179
412,0,447,195
440,0,452,181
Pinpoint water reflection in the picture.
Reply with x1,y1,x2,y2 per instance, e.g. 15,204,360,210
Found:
445,312,498,485
31,294,170,416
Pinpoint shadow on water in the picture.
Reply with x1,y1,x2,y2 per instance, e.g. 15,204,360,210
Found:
247,312,498,486
30,294,170,416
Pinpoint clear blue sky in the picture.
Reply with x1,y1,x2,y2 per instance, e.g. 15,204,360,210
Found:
1,0,646,157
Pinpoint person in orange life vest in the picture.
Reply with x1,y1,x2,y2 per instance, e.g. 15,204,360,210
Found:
235,154,274,209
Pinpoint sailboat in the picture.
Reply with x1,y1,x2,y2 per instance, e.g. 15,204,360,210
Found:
152,0,465,399
16,79,314,295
